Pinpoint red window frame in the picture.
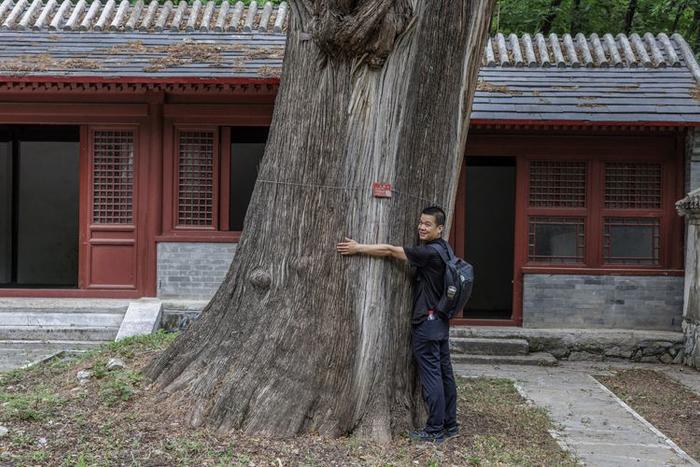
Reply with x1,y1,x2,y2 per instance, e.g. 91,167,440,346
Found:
161,124,250,242
524,156,678,270
475,131,686,275
525,160,590,266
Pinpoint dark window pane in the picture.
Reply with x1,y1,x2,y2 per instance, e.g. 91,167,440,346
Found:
16,141,80,286
604,217,660,265
528,217,585,263
0,139,11,284
229,127,268,232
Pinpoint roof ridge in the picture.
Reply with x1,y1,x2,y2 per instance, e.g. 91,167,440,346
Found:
0,0,288,33
483,32,699,78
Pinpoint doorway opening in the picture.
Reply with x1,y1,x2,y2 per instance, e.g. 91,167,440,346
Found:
0,125,80,288
462,156,516,320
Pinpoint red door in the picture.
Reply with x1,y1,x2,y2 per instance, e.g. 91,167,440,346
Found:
81,127,140,292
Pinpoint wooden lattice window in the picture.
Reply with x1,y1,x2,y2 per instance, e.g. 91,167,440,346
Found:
92,130,134,224
529,161,586,207
176,130,218,228
604,162,662,209
528,217,585,263
603,217,660,265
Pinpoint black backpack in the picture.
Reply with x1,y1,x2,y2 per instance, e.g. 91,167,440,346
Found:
428,242,474,320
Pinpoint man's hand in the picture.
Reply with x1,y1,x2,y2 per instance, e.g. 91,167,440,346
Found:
336,237,359,256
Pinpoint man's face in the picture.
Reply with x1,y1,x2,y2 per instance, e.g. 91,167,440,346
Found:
417,214,444,242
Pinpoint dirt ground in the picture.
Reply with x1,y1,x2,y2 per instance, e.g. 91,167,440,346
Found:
0,333,575,466
597,368,700,460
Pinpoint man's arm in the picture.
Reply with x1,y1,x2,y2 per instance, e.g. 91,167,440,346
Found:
336,238,408,261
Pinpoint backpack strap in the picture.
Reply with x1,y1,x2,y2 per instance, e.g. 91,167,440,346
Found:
428,241,453,264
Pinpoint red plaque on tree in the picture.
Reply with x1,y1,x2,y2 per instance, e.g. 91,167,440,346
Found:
372,182,392,198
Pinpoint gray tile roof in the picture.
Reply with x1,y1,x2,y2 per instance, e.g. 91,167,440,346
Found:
0,31,286,79
473,32,700,123
471,67,700,123
0,0,698,124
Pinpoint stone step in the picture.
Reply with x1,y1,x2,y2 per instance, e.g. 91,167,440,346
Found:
452,351,558,366
0,326,118,342
450,337,529,356
0,339,108,352
0,312,124,327
0,339,108,372
0,349,59,372
0,298,130,314
449,326,685,363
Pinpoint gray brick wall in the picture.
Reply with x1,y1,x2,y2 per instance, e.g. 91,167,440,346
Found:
157,242,237,299
523,274,684,331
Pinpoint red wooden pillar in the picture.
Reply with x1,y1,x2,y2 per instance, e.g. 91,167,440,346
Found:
142,93,165,296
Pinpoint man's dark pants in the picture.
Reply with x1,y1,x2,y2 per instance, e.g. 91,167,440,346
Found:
412,317,457,434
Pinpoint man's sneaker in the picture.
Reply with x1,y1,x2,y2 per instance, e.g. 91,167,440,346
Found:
408,429,445,444
444,425,459,439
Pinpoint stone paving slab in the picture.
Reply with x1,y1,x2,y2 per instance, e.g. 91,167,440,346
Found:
0,347,57,372
454,362,698,466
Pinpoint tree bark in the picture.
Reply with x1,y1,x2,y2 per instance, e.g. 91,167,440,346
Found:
540,0,564,35
145,0,495,441
623,0,637,34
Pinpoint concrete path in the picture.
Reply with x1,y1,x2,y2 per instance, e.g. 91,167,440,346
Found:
454,362,699,466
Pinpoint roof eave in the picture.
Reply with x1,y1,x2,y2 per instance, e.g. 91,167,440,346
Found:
0,75,281,85
469,118,700,127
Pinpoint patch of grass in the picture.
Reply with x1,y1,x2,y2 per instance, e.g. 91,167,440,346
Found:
98,370,143,406
0,330,177,390
104,329,179,356
0,332,574,466
0,385,66,422
8,431,34,449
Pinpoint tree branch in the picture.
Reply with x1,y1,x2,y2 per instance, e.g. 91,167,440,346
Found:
540,0,563,35
623,0,638,34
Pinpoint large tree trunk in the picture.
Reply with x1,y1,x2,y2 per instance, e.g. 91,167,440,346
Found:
145,0,494,441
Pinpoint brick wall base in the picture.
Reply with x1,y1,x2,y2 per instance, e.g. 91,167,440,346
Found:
523,274,684,331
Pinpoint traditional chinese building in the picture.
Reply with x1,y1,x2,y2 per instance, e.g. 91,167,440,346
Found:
0,1,698,333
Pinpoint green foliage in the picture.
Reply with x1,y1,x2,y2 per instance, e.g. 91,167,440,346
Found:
105,329,178,357
492,0,700,56
98,369,144,406
0,386,67,422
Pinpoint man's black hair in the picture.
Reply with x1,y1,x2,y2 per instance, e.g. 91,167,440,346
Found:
422,206,446,227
